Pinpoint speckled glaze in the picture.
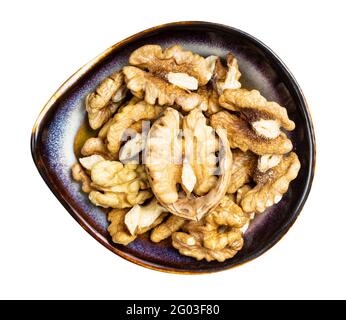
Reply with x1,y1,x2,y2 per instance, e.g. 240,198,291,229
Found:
31,21,315,273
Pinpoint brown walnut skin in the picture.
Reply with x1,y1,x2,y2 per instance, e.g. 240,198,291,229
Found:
219,88,295,131
210,111,293,155
129,44,213,86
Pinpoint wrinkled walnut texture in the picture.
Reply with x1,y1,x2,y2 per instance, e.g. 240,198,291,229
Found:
124,199,168,236
219,88,295,131
89,161,152,209
150,215,186,243
241,152,301,213
107,99,163,155
210,111,293,155
197,85,221,115
123,66,201,111
129,44,214,86
144,107,182,204
81,137,113,159
227,150,257,194
72,163,93,193
86,71,126,129
146,108,232,220
107,209,136,245
172,195,248,262
183,109,219,196
215,53,242,94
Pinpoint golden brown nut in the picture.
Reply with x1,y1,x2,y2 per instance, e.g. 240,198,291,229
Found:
124,199,168,236
236,184,252,205
172,231,242,262
207,194,251,229
145,107,183,204
89,191,152,209
108,202,167,246
80,137,113,159
183,108,219,196
106,99,163,155
98,118,113,139
129,120,144,133
181,158,196,196
97,97,141,139
145,108,233,221
79,155,105,171
71,163,93,193
129,44,215,86
107,209,137,245
241,152,301,213
210,111,293,155
212,57,228,82
257,154,283,173
166,72,198,90
86,71,127,129
227,150,257,194
166,137,232,219
119,133,146,162
150,215,186,243
215,53,242,94
123,66,201,111
197,85,220,114
172,195,249,262
99,118,143,145
219,88,295,131
88,161,152,209
87,103,119,132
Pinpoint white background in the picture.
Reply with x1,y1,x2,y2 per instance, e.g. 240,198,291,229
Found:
1,0,345,300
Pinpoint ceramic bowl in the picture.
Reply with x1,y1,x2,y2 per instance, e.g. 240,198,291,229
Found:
31,21,315,273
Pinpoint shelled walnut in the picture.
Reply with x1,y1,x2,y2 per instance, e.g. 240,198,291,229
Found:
172,195,249,262
227,150,257,194
72,163,93,193
129,44,215,86
124,199,168,236
106,99,163,155
108,201,168,245
182,109,219,196
86,71,127,130
210,111,293,155
241,152,301,213
219,88,295,139
145,107,232,221
88,161,152,209
123,66,201,111
150,215,186,243
214,53,242,94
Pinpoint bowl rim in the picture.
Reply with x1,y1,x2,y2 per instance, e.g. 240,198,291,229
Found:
31,21,316,274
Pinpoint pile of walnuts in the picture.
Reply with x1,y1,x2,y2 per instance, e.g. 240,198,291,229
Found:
72,44,301,262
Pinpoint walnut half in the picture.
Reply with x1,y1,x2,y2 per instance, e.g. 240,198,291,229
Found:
227,150,257,194
129,44,215,86
88,161,152,209
241,152,301,213
124,199,168,236
106,99,163,155
219,88,295,132
123,66,201,112
210,111,293,155
150,215,186,243
86,71,127,130
145,108,233,221
172,195,249,262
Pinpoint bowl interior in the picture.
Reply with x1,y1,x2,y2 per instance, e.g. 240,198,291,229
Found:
32,22,314,273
